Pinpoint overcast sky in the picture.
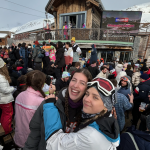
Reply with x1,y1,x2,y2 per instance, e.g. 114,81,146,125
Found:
0,0,150,29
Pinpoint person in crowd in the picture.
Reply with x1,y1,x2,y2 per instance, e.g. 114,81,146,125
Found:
27,44,33,68
96,66,107,78
32,41,43,71
118,76,131,100
99,58,104,70
8,64,20,86
14,43,21,60
24,68,92,150
115,63,123,75
49,40,65,79
55,71,70,93
3,46,9,63
68,62,80,75
143,67,150,76
132,73,150,127
118,115,150,150
63,22,68,40
13,75,27,100
103,63,110,78
14,70,46,148
64,42,73,71
141,59,147,72
41,41,50,73
9,45,16,63
71,37,81,66
132,65,141,88
125,65,133,78
0,58,14,135
111,79,133,132
88,61,99,78
45,61,55,77
43,77,120,150
19,43,28,69
89,44,97,65
116,71,127,87
15,59,27,75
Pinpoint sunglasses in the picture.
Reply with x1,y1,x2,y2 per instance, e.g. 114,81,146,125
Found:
120,76,128,82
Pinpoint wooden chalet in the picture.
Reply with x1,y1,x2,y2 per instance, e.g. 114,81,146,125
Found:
45,0,104,29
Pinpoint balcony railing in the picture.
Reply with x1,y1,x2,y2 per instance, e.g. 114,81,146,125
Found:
14,28,134,42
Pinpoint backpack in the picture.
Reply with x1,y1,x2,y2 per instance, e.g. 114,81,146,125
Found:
38,48,44,58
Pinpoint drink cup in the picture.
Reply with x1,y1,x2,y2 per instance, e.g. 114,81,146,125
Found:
139,107,145,112
141,102,146,109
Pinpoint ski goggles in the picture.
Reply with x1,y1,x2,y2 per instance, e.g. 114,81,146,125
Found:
120,76,128,82
87,77,115,97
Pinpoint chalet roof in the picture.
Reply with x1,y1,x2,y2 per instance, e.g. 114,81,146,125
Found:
45,0,105,12
0,33,7,38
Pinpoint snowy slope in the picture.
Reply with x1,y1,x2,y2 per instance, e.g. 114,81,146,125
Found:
125,2,150,32
15,18,54,34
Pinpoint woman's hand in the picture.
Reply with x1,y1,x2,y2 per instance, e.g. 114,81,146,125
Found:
111,107,117,119
45,94,55,100
49,84,56,94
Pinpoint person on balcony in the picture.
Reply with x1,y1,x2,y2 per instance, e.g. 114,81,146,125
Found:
71,37,81,66
63,22,68,40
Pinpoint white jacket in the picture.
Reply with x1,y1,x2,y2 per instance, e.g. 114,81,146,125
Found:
0,74,14,104
46,126,119,150
96,71,106,79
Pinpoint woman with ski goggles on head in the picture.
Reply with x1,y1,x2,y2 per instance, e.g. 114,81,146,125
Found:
44,77,120,150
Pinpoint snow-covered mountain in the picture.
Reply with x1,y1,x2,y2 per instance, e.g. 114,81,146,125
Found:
125,2,150,32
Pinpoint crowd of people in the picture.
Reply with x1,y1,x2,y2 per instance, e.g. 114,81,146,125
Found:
0,38,150,150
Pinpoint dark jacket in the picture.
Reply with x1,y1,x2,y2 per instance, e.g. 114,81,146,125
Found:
89,44,97,64
125,69,133,78
88,66,99,78
45,65,55,76
118,86,131,100
24,87,81,150
54,48,65,68
19,47,28,58
9,46,16,61
15,49,21,60
32,46,43,63
55,79,69,92
134,79,150,103
118,126,150,150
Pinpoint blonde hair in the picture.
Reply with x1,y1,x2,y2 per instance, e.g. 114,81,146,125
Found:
0,65,11,83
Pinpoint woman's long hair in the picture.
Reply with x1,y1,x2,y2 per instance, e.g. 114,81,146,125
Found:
25,70,46,98
0,65,11,83
65,68,92,126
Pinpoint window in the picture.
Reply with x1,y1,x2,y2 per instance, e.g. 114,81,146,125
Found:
59,11,87,29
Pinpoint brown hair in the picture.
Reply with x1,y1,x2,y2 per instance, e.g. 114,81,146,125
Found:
25,70,46,97
0,65,11,83
17,75,27,91
110,79,117,87
65,68,92,126
75,62,80,67
127,65,131,70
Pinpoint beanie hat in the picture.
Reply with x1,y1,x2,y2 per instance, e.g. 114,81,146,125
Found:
143,67,148,72
140,74,149,80
0,58,5,68
146,115,150,131
62,71,70,78
87,78,116,112
71,37,75,42
49,61,54,66
35,41,39,45
93,86,113,111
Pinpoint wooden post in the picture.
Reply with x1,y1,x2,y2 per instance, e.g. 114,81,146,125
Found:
97,29,100,40
70,28,71,40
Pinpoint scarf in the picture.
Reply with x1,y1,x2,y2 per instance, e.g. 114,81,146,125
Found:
68,98,83,108
82,110,100,119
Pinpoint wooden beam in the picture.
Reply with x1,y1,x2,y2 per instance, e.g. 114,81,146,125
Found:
86,0,99,7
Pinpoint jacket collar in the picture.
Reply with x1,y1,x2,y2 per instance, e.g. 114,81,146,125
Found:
26,87,43,97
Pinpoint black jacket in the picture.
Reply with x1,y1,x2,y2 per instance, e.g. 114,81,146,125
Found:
45,65,55,76
14,48,21,60
54,48,65,68
55,79,69,92
125,69,133,78
134,79,150,103
88,66,99,78
9,46,16,61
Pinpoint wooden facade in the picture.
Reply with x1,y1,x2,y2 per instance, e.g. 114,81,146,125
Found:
0,37,7,46
46,0,103,29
